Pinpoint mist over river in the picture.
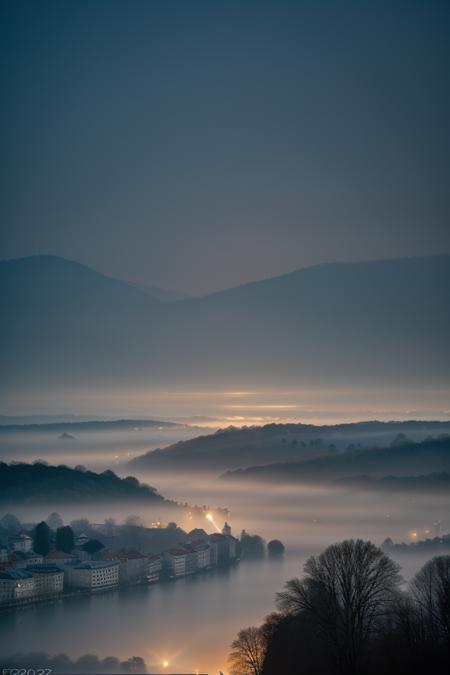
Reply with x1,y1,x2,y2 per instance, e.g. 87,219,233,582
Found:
0,424,448,674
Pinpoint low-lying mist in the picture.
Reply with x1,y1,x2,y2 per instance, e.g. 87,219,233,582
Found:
1,417,448,674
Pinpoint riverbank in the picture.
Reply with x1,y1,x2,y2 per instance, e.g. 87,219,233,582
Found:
0,559,240,613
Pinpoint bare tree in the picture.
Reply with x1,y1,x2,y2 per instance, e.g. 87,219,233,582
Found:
228,626,266,675
410,555,450,646
276,539,402,674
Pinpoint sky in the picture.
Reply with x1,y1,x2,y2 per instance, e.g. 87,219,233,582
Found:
2,0,450,294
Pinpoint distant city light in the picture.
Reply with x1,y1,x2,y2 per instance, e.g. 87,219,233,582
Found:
205,512,221,532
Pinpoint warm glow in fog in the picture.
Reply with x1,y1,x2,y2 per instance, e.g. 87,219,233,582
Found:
206,512,221,532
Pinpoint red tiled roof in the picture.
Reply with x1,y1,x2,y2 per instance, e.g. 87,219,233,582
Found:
0,562,15,570
166,548,187,556
46,550,75,559
103,548,145,561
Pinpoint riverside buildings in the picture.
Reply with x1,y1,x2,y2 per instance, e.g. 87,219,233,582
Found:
27,565,64,595
0,524,239,606
66,560,120,590
102,549,148,583
11,534,33,553
0,569,35,603
147,554,162,582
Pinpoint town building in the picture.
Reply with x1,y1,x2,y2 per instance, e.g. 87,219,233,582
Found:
0,569,35,604
225,535,238,559
28,565,64,596
74,533,89,547
209,533,237,564
147,554,162,582
222,522,232,537
0,546,8,563
189,539,212,569
102,549,148,583
163,548,187,578
66,560,119,590
45,551,78,568
73,547,91,561
181,544,198,575
11,533,33,553
12,551,43,568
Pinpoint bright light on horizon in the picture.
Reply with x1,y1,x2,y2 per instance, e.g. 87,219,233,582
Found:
206,512,221,532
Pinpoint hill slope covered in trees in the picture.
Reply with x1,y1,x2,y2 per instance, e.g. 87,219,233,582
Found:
0,462,167,506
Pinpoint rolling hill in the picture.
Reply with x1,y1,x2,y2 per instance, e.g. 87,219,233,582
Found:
0,461,168,506
129,420,450,473
221,436,450,483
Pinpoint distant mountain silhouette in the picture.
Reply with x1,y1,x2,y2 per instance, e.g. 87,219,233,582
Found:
0,418,181,433
129,420,450,472
1,254,449,390
130,281,192,302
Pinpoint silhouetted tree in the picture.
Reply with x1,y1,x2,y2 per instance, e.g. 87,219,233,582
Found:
260,612,285,645
55,525,75,553
124,476,140,487
410,555,450,646
229,626,266,675
241,533,266,558
267,540,285,557
276,539,402,675
82,539,104,555
33,521,51,556
121,656,147,673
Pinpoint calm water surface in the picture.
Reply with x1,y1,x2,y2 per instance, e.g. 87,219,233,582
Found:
0,556,302,675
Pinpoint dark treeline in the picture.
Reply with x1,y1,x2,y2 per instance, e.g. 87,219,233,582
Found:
0,461,164,504
229,540,450,675
130,421,450,473
1,652,148,673
224,436,450,483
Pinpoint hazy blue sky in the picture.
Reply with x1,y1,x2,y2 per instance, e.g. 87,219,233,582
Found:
2,0,449,293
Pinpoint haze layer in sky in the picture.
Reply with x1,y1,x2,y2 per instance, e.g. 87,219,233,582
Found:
2,0,450,293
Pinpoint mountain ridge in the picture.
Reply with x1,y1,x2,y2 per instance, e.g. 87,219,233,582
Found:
129,420,450,472
1,254,449,391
